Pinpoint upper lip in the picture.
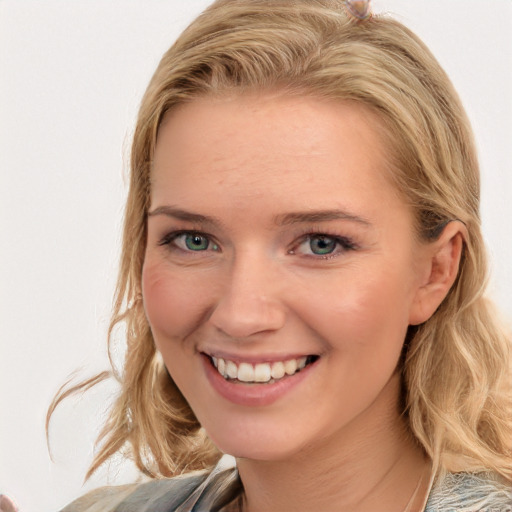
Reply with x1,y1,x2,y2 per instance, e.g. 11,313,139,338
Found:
200,350,318,364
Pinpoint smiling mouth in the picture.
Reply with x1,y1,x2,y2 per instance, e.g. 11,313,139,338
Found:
207,355,320,384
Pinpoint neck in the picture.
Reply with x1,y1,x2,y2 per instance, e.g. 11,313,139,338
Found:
236,375,431,512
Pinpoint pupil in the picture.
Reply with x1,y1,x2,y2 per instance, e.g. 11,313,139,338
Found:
311,236,335,255
186,234,208,251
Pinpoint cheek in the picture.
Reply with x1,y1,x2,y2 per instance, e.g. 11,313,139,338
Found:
142,260,208,340
295,267,412,353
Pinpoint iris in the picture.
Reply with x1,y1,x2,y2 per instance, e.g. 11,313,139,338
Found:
184,234,210,251
309,236,337,255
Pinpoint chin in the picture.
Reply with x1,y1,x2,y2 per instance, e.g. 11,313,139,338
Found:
220,442,304,463
203,417,313,463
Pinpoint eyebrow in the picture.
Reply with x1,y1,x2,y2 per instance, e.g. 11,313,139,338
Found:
275,210,371,227
148,205,370,227
147,206,223,226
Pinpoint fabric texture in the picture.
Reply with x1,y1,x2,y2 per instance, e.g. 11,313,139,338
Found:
61,461,511,512
59,458,242,512
424,471,511,512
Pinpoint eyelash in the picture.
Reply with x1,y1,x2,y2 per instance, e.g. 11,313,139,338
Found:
289,230,357,260
158,230,358,259
158,231,220,253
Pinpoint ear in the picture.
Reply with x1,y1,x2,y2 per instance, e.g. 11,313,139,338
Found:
408,221,467,326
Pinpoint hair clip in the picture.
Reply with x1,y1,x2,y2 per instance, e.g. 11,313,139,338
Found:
344,0,372,22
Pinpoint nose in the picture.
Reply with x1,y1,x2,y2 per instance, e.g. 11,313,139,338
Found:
209,251,286,339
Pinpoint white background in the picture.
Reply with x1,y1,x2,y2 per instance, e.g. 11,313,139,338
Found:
0,1,511,510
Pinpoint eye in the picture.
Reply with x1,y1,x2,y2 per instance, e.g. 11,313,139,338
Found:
181,233,210,251
291,234,356,258
160,232,219,252
308,236,337,255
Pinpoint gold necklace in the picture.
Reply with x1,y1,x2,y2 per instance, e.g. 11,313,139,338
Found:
402,471,424,512
402,466,436,512
234,468,433,512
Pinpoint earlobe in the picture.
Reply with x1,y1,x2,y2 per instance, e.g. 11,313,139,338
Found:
409,221,467,326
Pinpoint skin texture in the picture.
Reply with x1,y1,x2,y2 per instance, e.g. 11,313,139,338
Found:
0,495,18,512
142,93,464,511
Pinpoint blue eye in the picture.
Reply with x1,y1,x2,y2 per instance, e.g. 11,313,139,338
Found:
309,236,337,255
161,232,219,253
292,233,356,258
183,234,210,251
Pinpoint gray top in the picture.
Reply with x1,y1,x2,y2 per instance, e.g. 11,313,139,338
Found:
61,462,511,512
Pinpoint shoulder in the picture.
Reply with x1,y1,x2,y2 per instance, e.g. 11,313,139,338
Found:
59,471,207,512
60,464,242,512
425,471,512,512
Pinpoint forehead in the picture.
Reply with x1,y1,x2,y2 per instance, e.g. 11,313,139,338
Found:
151,93,403,215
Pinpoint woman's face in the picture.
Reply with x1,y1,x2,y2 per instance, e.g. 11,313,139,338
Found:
143,93,432,461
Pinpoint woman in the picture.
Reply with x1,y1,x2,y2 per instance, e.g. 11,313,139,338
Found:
53,0,512,510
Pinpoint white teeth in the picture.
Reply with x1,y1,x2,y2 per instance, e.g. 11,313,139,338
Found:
237,362,255,382
270,361,285,379
254,363,272,383
217,358,226,377
226,360,238,379
284,359,298,375
211,356,313,383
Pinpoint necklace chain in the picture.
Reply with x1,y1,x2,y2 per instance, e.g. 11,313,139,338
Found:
402,470,425,512
234,467,432,512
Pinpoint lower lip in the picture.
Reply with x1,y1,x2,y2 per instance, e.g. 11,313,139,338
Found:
202,355,318,407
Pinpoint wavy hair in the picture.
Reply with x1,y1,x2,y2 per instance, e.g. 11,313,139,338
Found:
48,0,512,481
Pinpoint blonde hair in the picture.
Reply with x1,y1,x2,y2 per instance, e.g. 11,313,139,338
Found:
48,0,512,481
